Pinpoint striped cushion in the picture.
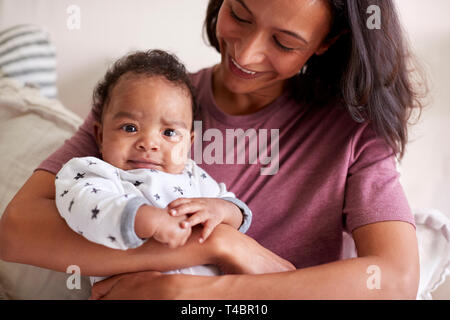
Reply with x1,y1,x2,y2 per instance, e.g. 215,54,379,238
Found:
0,24,57,99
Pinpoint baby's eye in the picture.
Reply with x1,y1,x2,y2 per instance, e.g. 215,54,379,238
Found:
121,124,137,133
163,129,177,137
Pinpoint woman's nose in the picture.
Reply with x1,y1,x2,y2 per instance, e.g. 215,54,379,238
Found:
234,31,266,66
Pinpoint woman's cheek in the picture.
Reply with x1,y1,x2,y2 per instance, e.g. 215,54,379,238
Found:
216,8,241,47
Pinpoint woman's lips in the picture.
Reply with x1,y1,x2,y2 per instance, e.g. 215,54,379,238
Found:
227,55,264,80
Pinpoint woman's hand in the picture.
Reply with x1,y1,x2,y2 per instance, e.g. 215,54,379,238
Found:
90,271,161,300
90,224,295,300
90,271,219,300
207,224,295,274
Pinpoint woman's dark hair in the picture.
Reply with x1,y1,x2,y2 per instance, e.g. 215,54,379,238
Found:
204,0,426,159
92,49,197,130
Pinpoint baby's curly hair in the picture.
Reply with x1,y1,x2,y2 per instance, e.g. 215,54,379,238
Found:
92,49,197,129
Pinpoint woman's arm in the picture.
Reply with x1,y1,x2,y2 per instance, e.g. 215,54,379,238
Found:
0,170,293,276
0,170,200,275
91,221,419,299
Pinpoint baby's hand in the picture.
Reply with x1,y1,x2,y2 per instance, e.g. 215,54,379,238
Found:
147,207,192,248
167,198,242,243
134,205,191,248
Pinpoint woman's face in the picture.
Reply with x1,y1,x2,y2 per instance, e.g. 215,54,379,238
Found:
215,0,334,96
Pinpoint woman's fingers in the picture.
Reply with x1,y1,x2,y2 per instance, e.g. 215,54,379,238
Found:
90,274,126,300
96,271,164,300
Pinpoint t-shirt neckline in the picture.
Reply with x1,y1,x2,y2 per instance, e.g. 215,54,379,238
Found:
203,67,292,127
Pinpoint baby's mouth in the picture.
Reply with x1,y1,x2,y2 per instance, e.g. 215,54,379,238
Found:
127,159,163,170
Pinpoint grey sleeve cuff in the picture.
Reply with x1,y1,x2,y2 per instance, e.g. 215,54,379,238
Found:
120,196,151,249
220,197,252,234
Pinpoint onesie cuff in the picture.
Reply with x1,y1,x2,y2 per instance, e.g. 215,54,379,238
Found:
220,197,252,234
121,196,151,249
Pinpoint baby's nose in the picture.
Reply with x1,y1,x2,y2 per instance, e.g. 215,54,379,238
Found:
137,136,159,151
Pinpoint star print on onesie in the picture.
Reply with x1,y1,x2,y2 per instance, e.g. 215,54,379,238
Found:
55,156,253,283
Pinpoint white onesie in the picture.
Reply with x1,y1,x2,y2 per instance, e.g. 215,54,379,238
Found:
55,156,252,283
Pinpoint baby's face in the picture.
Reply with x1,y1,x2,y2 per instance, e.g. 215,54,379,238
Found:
95,75,194,174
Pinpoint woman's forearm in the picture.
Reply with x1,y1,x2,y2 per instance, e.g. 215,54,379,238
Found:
0,170,217,276
92,255,416,300
208,256,416,299
197,223,418,300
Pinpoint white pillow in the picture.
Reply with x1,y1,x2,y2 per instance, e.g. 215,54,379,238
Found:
0,78,91,299
414,208,450,300
341,208,450,300
0,24,58,99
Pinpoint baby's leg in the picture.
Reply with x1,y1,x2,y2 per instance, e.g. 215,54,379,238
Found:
89,265,221,288
90,275,108,286
164,265,222,276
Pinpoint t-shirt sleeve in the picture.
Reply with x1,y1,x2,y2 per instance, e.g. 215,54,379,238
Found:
343,123,415,233
37,111,101,174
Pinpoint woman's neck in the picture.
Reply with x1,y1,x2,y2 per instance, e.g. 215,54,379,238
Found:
212,65,285,116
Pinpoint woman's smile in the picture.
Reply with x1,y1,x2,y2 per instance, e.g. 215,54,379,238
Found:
228,54,264,79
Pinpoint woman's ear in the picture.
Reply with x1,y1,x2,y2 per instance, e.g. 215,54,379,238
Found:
93,121,103,153
315,35,339,56
315,30,349,56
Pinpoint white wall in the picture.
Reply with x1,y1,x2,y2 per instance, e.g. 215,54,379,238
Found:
395,1,450,299
0,0,220,117
395,0,450,217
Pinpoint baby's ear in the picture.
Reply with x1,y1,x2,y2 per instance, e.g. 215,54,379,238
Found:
190,131,195,145
93,121,103,152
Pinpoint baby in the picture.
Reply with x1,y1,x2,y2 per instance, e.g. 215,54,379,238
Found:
55,50,251,282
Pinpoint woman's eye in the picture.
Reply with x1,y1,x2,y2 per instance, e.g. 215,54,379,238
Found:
163,129,177,137
230,8,250,24
121,124,137,133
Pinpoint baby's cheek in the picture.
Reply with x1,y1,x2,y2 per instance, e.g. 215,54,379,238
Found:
167,142,190,170
101,142,128,169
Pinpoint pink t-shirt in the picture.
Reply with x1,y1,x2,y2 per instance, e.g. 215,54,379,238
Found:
38,67,415,269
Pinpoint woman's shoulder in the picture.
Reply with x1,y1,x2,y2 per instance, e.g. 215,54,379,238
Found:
188,66,214,92
293,98,364,134
301,100,387,154
321,104,395,162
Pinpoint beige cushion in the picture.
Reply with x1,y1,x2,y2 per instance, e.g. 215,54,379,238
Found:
0,78,91,299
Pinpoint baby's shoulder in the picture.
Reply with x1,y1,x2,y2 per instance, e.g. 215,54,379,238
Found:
58,156,121,180
64,156,112,169
186,159,217,184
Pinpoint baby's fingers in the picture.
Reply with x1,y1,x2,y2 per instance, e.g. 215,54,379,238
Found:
183,210,209,228
170,202,202,217
167,226,192,248
167,198,190,209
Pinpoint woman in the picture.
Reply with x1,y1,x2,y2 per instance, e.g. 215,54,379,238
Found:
0,0,424,299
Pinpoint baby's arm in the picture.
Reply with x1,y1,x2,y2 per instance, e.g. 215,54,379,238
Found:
55,157,191,250
167,164,252,243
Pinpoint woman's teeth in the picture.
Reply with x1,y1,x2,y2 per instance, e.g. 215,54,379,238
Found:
231,57,256,75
